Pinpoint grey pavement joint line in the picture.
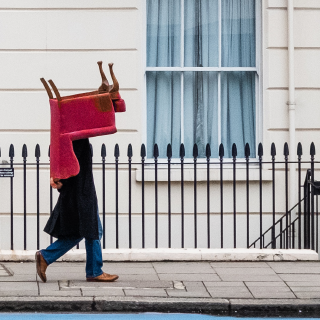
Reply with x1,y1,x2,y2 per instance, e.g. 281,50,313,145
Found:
151,262,161,281
211,266,223,281
243,281,254,299
284,280,298,299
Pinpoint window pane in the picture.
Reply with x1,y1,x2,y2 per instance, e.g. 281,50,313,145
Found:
147,0,181,67
222,0,256,67
147,72,181,158
184,0,219,67
184,72,219,158
221,72,256,158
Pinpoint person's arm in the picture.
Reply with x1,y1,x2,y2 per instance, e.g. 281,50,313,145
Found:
50,177,63,190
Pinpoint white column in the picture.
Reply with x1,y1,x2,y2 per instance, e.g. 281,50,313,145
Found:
287,0,296,216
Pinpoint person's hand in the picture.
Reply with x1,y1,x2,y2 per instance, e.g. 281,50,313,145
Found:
50,177,63,189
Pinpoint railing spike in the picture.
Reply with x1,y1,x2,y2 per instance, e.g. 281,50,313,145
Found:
193,144,198,159
22,144,28,158
127,143,133,158
297,142,302,157
232,143,237,158
258,143,263,157
179,143,185,159
206,143,211,159
219,143,224,158
48,145,50,157
9,144,14,158
101,143,106,158
140,144,146,158
35,144,41,158
245,143,250,158
271,142,276,157
284,142,289,156
153,144,159,159
310,142,316,157
167,144,172,159
114,144,120,158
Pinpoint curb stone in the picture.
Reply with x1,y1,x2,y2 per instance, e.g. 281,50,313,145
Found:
2,297,320,316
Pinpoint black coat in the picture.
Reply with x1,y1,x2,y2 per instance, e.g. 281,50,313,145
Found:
44,139,99,240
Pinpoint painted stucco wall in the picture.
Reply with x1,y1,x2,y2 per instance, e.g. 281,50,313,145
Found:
0,0,319,250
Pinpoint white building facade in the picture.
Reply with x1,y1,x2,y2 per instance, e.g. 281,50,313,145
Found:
0,0,320,251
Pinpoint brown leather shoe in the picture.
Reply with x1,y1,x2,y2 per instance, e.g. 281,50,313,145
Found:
35,251,48,283
86,272,119,282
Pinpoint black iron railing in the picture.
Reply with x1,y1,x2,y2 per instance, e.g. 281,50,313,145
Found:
0,141,319,251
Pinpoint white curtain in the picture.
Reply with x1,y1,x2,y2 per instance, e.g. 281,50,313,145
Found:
147,0,256,158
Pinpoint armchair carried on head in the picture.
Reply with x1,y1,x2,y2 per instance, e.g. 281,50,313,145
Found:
41,62,126,180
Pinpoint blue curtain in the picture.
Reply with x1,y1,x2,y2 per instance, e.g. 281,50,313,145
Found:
221,0,256,157
147,0,256,158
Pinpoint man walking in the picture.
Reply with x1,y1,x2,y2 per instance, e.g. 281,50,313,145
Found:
36,138,118,283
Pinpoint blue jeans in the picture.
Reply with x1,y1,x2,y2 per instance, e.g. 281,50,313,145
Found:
41,213,103,278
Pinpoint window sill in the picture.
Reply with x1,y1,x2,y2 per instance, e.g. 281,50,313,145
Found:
135,168,272,182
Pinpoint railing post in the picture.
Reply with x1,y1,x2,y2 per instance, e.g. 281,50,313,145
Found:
232,143,237,248
193,144,198,249
297,142,302,249
245,143,250,248
271,143,276,249
22,144,28,250
167,144,172,248
258,143,263,249
35,144,40,250
310,142,315,250
284,142,289,249
219,143,224,248
127,144,133,249
9,144,14,250
206,143,211,249
140,144,146,249
153,144,159,248
101,143,106,249
114,144,119,249
180,143,185,248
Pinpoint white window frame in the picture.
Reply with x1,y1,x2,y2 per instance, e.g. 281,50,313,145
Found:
142,0,262,163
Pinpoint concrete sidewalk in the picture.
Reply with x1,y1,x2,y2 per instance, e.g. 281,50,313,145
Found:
2,261,320,316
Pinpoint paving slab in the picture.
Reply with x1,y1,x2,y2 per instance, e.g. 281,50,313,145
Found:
270,266,320,274
279,274,320,282
72,280,173,288
218,274,282,282
291,287,320,292
207,287,252,299
82,288,125,297
245,281,287,287
214,267,276,275
0,281,38,291
105,267,157,275
286,281,320,287
248,287,296,299
124,288,167,297
0,290,39,297
204,281,245,287
210,262,269,268
166,289,210,298
294,292,320,298
158,273,220,281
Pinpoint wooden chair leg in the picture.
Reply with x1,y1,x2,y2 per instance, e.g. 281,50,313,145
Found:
40,78,54,99
97,61,110,93
48,80,62,101
108,63,119,93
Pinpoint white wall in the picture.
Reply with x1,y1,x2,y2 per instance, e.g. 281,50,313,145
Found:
0,0,320,250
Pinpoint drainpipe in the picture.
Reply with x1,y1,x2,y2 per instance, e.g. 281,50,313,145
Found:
287,0,296,222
